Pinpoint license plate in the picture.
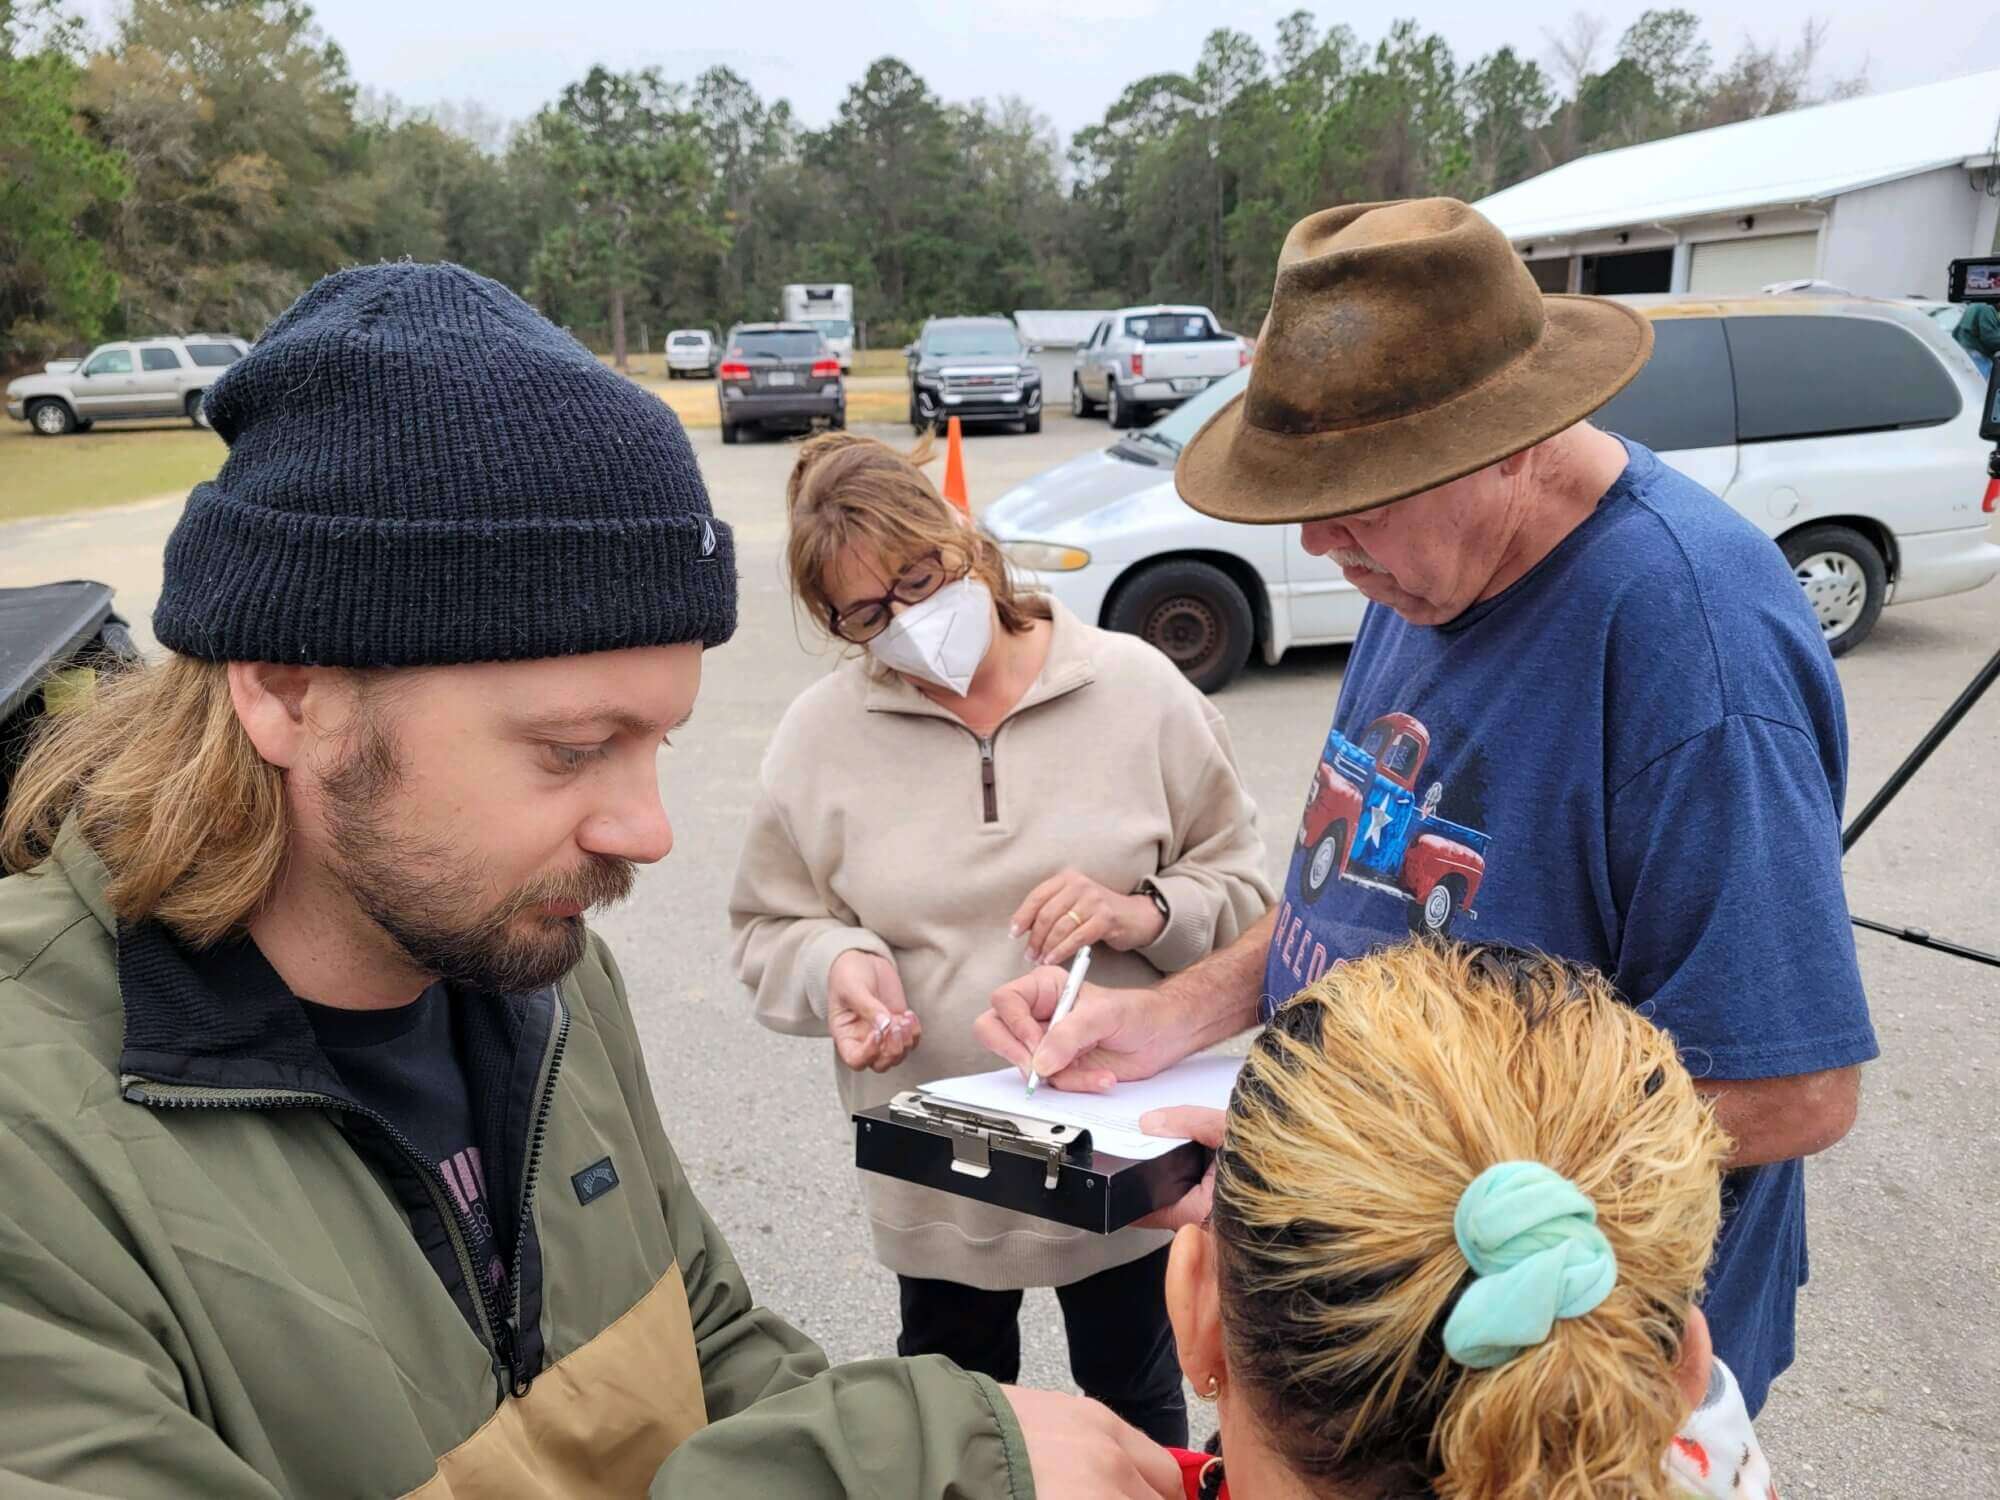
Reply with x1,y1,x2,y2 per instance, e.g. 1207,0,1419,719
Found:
765,371,796,387
1172,377,1209,393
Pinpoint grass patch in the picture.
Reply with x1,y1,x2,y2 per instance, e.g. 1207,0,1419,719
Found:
0,362,918,523
1,420,223,523
638,377,908,429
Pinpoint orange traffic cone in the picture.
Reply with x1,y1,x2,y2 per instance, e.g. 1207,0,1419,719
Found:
942,416,969,513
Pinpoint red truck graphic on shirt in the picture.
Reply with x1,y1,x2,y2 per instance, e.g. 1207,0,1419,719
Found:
1296,712,1491,937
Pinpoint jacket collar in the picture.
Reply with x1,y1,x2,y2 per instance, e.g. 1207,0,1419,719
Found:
861,595,1095,726
49,816,536,1098
51,815,116,939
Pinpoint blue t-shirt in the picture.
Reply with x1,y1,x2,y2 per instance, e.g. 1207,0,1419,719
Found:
1262,439,1877,1416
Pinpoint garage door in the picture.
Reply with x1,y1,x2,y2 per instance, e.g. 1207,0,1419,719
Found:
1687,232,1819,294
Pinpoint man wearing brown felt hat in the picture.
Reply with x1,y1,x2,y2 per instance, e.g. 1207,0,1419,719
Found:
982,198,1876,1420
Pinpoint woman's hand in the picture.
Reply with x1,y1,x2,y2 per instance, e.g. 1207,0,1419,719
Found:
1010,869,1166,967
826,950,922,1072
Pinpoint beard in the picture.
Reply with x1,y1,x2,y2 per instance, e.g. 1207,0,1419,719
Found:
319,715,635,994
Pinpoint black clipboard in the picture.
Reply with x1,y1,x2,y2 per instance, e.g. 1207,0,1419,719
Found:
853,1090,1209,1234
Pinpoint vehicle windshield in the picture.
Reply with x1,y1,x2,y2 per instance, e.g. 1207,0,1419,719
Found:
1118,366,1249,456
734,331,822,358
811,319,854,340
925,327,1022,358
1125,312,1217,342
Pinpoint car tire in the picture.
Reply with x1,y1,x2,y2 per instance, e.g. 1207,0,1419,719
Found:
1106,384,1128,428
28,400,76,437
1023,410,1042,435
1782,524,1886,657
1070,379,1099,418
830,409,846,431
1301,822,1346,903
1105,558,1257,693
1408,875,1466,939
186,391,211,429
720,421,739,446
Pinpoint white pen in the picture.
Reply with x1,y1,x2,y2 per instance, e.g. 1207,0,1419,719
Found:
1024,945,1091,1098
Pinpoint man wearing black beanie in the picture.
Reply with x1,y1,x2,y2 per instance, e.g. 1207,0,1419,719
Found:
0,263,1179,1500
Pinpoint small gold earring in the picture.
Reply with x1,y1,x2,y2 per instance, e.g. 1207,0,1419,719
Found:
1196,1374,1220,1402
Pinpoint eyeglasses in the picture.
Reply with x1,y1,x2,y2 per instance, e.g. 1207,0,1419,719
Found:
828,548,968,643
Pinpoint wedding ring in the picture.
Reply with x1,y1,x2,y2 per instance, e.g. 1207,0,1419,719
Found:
1063,910,1081,927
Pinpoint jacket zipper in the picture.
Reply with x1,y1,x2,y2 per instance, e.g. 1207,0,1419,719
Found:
121,1078,518,1400
504,995,570,1398
978,735,998,824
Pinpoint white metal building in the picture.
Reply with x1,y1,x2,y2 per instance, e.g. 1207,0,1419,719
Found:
1011,310,1114,349
1474,69,2000,300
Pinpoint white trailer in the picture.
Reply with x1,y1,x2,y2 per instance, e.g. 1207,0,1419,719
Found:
780,284,855,372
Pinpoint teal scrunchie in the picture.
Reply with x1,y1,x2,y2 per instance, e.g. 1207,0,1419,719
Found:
1441,1161,1618,1370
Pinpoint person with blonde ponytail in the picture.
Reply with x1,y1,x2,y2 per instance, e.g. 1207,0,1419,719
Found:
1154,941,1778,1500
732,430,1274,1447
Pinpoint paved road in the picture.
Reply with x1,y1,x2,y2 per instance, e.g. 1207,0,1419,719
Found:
4,409,1995,1488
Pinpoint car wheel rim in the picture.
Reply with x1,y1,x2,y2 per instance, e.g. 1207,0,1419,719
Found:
1070,383,1083,416
1309,838,1336,890
34,407,64,433
1143,593,1221,673
1424,886,1451,929
1792,551,1867,639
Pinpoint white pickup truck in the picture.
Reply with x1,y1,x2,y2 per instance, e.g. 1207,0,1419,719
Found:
1070,305,1247,428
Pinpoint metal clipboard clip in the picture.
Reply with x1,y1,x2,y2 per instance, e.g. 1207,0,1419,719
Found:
886,1091,1093,1190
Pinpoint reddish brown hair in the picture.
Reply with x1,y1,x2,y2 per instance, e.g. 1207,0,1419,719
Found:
783,432,1047,641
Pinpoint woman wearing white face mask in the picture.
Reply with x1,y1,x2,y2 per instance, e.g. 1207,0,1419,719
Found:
730,433,1274,1447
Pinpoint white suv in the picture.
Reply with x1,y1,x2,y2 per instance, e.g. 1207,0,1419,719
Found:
664,329,718,379
990,295,1998,690
6,335,249,436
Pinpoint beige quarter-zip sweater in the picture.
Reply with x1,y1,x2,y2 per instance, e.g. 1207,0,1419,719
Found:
730,601,1274,1290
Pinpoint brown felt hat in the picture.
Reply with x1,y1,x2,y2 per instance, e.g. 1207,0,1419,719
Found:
1176,198,1654,524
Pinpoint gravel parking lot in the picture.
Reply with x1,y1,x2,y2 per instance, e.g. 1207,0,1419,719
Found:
3,406,1994,1488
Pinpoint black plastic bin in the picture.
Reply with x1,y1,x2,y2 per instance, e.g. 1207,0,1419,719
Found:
0,582,140,819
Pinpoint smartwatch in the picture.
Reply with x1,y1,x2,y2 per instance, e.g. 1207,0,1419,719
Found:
1135,879,1171,925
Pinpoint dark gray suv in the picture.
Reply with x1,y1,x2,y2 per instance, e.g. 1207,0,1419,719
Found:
907,318,1042,436
716,324,845,444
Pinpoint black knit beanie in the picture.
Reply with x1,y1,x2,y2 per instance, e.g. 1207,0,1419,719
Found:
153,262,735,665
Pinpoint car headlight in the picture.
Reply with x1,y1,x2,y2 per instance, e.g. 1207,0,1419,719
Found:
1002,541,1091,572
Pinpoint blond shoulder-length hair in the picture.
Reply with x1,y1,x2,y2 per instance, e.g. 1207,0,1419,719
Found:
1,654,287,946
782,431,1048,643
1213,941,1729,1500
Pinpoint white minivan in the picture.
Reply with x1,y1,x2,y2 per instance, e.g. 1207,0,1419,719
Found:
988,295,1999,691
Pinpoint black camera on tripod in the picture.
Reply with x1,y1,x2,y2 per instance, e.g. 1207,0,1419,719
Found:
1946,255,2000,444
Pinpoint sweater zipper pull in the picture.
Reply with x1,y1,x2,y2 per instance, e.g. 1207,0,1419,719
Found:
978,736,997,824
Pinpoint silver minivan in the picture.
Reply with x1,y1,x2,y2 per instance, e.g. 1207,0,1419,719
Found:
6,335,250,435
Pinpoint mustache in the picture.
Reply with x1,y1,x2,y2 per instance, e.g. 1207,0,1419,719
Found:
495,856,637,921
1331,547,1385,574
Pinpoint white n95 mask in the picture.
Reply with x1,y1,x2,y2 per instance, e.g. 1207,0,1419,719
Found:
867,577,995,696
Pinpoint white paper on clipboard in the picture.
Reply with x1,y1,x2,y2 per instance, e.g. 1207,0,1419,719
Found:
918,1055,1244,1161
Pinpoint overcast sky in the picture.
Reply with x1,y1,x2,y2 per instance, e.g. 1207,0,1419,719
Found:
74,0,1999,143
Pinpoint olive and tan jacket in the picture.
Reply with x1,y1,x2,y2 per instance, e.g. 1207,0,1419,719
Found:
732,603,1275,1291
0,824,1032,1498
